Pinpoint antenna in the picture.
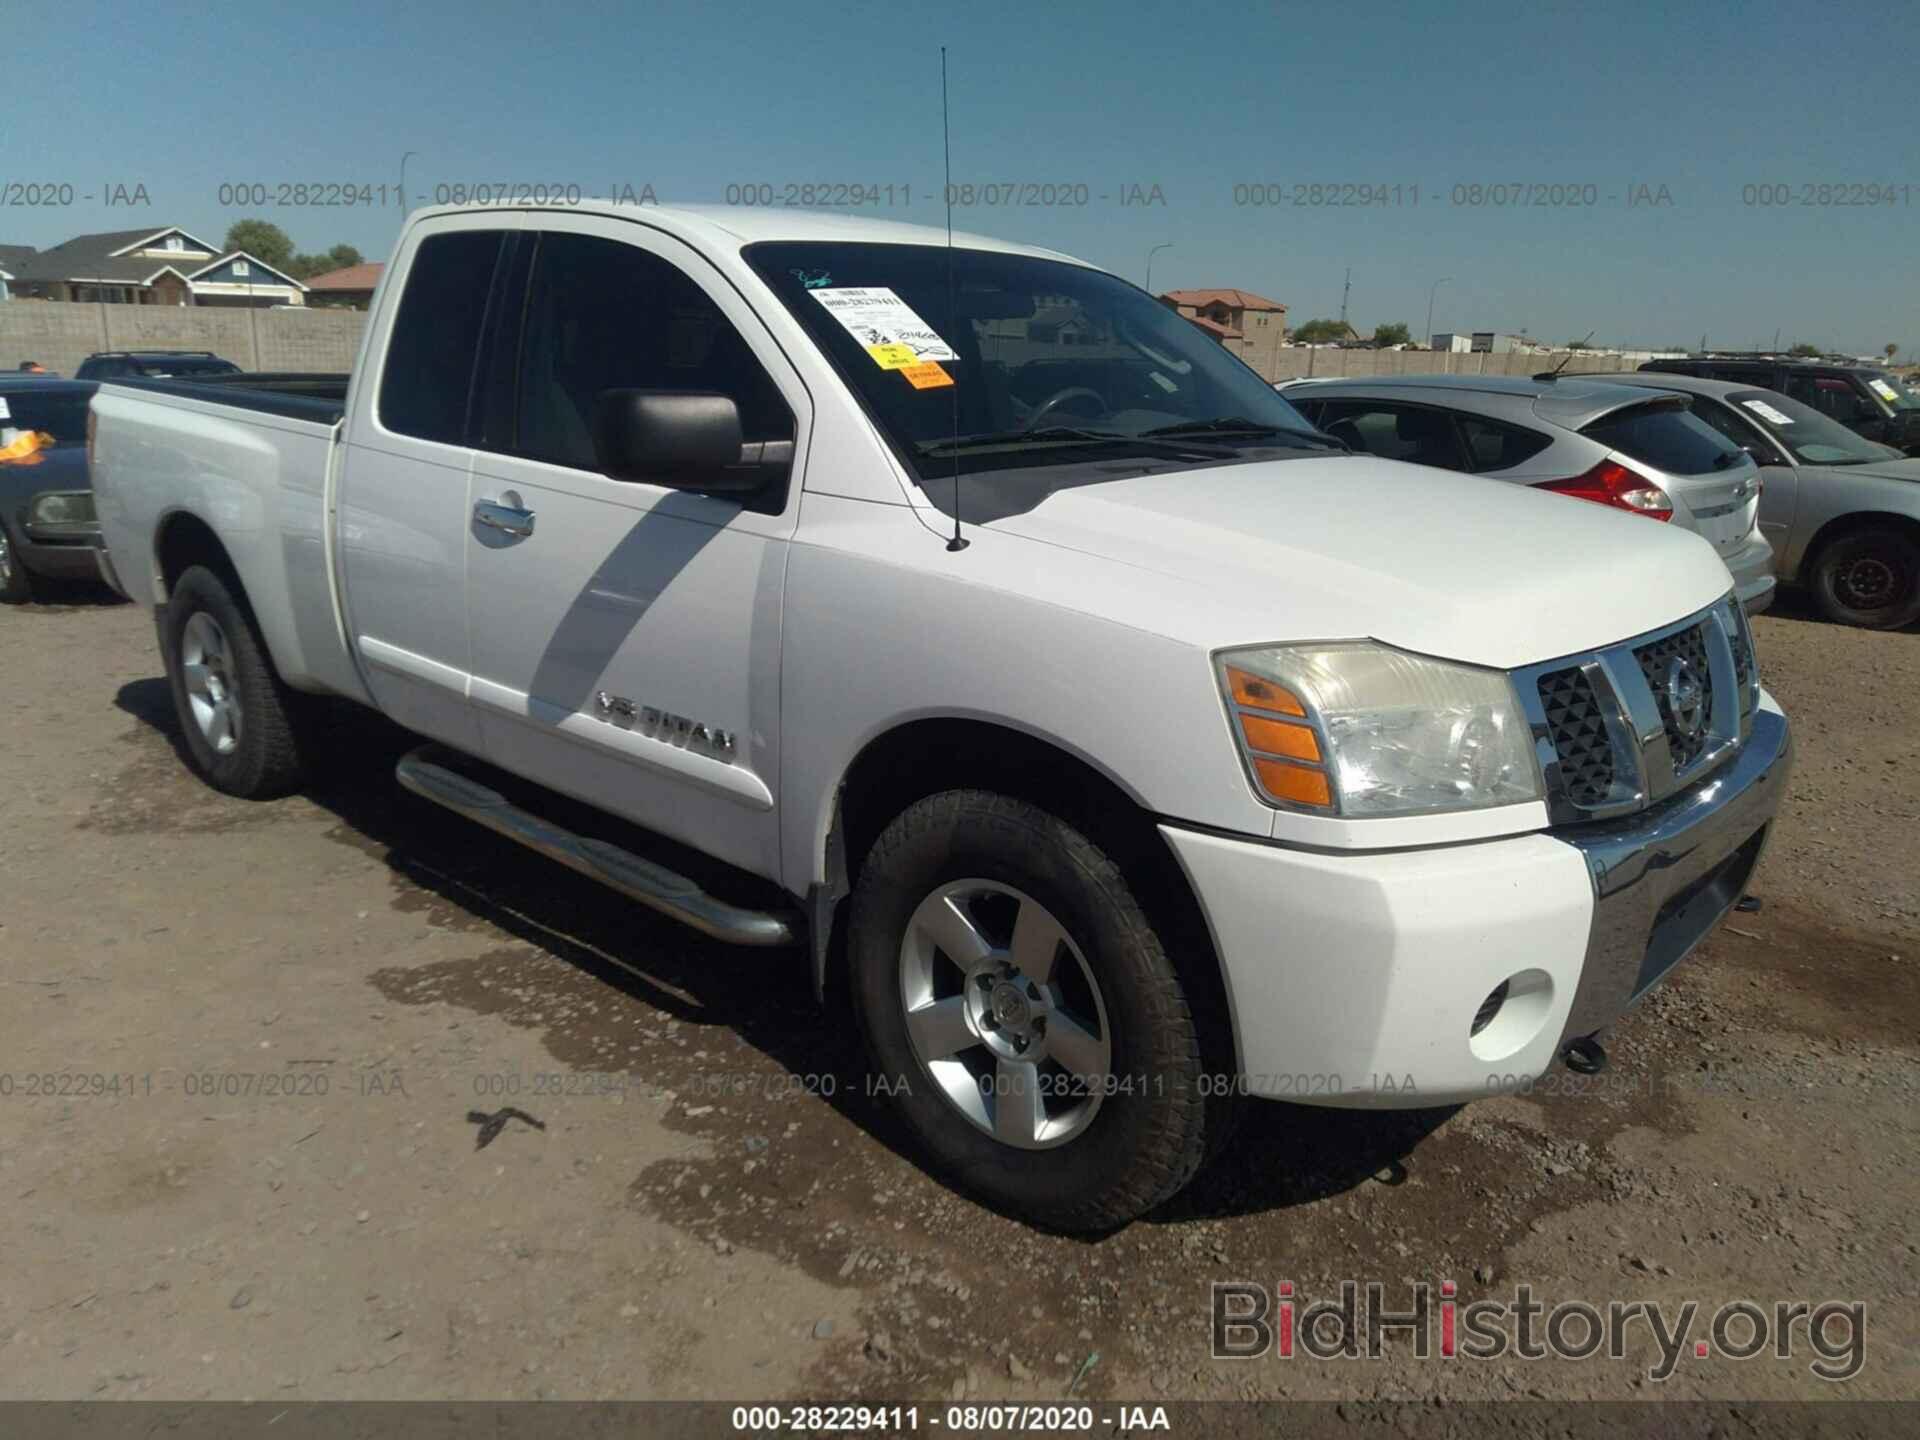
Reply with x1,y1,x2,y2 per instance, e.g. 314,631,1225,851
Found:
940,46,968,553
1536,332,1597,385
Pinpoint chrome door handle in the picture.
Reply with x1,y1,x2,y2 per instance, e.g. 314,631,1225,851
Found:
474,499,536,537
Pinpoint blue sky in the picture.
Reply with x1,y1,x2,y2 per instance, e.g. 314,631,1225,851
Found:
7,0,1917,354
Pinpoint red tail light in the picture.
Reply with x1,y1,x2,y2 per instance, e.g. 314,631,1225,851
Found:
1537,460,1673,520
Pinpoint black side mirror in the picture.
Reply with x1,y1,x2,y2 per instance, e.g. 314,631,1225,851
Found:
592,389,761,493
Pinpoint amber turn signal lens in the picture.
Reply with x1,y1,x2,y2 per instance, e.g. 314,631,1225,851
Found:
1226,666,1306,716
1253,758,1332,808
1239,712,1321,762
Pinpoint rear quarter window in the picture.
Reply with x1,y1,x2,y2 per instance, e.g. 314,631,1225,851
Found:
378,230,506,444
1458,414,1553,472
1580,403,1742,477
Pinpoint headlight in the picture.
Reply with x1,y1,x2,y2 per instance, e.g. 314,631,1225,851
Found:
1217,642,1541,816
29,491,97,528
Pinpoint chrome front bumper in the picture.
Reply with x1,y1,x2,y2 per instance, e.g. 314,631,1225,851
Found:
1554,703,1791,1043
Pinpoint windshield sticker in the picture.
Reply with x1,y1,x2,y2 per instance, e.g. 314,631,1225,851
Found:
1741,399,1794,425
0,398,10,420
810,287,958,365
790,268,834,290
866,342,919,370
900,361,954,390
1869,379,1899,402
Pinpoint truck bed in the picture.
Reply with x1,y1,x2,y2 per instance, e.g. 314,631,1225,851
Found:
116,372,349,424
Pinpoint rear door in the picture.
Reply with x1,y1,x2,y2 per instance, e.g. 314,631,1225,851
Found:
1578,401,1760,558
461,218,809,881
334,217,514,750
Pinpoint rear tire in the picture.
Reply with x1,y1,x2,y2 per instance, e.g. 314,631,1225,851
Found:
1809,526,1920,630
0,523,39,605
848,789,1208,1231
163,565,309,797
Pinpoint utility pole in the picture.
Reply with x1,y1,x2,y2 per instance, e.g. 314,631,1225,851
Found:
1425,276,1451,348
1144,242,1172,295
1338,267,1351,334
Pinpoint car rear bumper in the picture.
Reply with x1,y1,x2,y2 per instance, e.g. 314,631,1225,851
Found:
1724,532,1777,614
1160,695,1791,1108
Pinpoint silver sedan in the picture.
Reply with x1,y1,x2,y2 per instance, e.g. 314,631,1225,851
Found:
1591,372,1920,629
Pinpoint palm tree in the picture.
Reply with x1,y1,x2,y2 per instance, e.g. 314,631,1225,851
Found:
1886,343,1900,362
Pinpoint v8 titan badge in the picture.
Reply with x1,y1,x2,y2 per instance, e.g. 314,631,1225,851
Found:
809,287,959,370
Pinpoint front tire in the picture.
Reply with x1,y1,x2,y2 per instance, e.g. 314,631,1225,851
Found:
0,523,39,605
848,790,1208,1231
1809,527,1920,629
163,565,309,797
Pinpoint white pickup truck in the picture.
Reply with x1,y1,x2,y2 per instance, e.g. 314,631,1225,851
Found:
90,203,1791,1229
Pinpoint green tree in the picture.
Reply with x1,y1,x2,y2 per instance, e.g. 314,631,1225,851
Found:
1788,342,1822,358
1886,343,1900,362
1565,338,1592,350
222,220,295,272
1292,318,1347,343
284,244,366,281
1371,321,1411,348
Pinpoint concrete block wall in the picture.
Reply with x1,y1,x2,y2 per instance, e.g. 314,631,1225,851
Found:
1262,347,1637,382
0,303,365,377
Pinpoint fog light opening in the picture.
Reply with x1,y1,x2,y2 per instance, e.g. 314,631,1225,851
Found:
1470,981,1510,1037
1467,968,1555,1063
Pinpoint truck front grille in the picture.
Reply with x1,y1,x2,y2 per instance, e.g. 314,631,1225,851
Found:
1518,599,1751,824
1634,622,1716,772
1536,666,1614,807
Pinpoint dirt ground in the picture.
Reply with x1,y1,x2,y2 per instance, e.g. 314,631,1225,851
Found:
1,585,1915,1405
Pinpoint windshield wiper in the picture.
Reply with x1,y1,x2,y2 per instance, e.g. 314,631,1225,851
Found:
1140,417,1350,452
916,425,1228,460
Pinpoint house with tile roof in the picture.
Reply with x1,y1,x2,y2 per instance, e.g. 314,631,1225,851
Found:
5,226,307,307
1158,287,1289,377
303,261,384,310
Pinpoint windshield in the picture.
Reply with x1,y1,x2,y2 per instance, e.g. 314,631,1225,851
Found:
1862,370,1920,412
746,242,1324,482
0,387,93,444
136,357,239,376
1726,389,1901,465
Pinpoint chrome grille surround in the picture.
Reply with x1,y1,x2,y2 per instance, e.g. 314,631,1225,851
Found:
1515,595,1757,826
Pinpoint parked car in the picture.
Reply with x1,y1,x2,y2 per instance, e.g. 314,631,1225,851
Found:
1639,356,1920,456
0,378,102,603
1586,372,1920,628
73,350,240,381
1278,375,1776,613
90,204,1791,1230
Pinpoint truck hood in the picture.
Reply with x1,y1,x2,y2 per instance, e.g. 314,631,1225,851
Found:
977,455,1737,670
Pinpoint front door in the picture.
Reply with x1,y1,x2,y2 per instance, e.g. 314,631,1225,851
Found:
462,220,809,882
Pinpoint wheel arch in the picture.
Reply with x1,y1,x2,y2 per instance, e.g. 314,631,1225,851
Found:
1799,508,1920,576
154,508,242,601
808,714,1238,1075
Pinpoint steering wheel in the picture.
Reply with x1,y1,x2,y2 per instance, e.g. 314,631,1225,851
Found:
1022,386,1107,431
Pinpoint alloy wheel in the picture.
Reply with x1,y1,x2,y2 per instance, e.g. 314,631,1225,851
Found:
898,879,1112,1149
181,611,243,755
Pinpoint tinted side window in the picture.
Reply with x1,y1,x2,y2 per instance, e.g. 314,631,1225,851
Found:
511,231,792,471
378,231,505,444
1457,414,1552,472
1580,403,1742,476
1316,401,1468,471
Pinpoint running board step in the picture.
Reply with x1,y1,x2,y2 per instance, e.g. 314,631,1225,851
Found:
395,745,800,947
